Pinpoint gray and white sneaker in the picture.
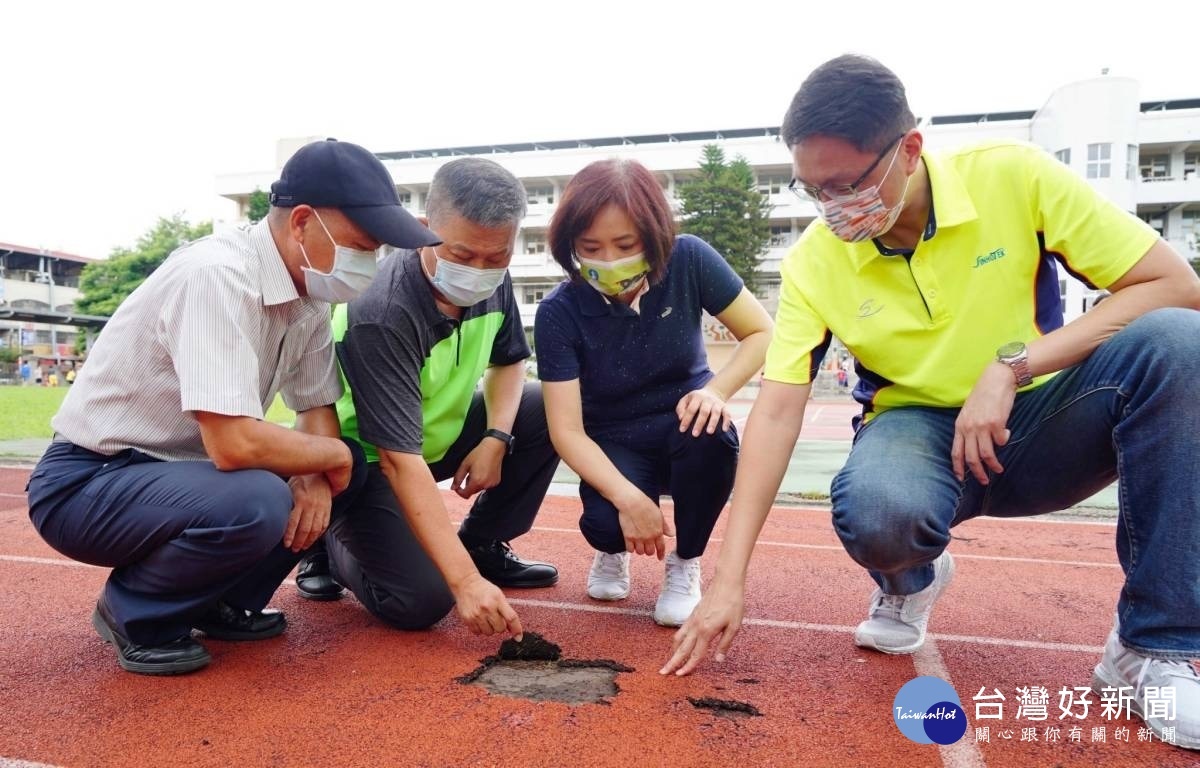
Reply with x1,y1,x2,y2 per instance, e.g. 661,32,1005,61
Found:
587,551,631,601
854,551,955,654
1091,620,1200,750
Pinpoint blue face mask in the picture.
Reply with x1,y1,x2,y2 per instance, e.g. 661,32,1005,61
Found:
299,211,378,303
423,246,508,307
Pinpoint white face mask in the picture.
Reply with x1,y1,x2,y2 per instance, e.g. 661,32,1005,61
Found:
298,211,378,303
423,246,508,307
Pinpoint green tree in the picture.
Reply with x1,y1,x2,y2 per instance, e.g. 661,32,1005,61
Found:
1191,257,1200,278
678,144,772,293
75,215,212,316
247,188,270,223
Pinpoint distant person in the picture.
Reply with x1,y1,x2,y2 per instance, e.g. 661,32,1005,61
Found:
19,360,31,385
663,55,1200,752
26,139,440,675
34,367,43,386
294,157,560,639
534,159,773,626
65,367,76,385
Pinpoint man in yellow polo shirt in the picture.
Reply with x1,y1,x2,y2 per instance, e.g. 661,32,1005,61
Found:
663,54,1200,750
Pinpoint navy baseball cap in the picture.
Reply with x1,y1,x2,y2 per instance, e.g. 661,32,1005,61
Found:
270,138,440,249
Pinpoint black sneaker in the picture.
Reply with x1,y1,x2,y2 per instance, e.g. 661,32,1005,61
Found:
92,601,210,676
296,550,344,601
463,539,558,588
193,602,287,641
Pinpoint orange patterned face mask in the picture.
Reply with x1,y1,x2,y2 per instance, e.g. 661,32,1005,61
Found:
815,143,909,243
576,252,649,296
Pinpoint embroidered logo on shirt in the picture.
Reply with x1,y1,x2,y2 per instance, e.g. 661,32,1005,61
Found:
660,306,673,318
857,299,884,319
973,247,1007,268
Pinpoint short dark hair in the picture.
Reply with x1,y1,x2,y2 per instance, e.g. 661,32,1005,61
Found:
781,54,916,153
549,159,676,284
425,157,527,229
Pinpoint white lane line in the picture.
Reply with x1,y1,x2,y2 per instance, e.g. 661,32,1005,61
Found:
0,555,98,568
0,492,28,499
0,759,63,768
721,540,1119,570
506,597,1105,655
516,524,1120,570
0,556,1104,655
759,505,1119,528
913,640,988,768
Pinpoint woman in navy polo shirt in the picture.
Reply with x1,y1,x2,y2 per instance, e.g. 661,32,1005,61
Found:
534,159,773,626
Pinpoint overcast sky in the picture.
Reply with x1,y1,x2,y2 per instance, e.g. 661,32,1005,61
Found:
4,0,1196,258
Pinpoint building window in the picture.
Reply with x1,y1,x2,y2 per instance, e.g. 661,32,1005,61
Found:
522,286,548,304
526,185,554,206
1054,148,1071,165
1184,152,1199,180
1139,155,1170,180
397,191,412,209
768,224,793,247
524,233,546,255
1182,210,1200,247
1086,143,1111,179
756,174,789,196
1139,212,1165,237
1126,145,1138,180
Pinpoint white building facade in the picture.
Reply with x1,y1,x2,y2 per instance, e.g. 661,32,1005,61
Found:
215,76,1200,370
0,243,93,365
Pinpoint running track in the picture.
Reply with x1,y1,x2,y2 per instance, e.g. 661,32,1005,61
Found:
0,461,1194,767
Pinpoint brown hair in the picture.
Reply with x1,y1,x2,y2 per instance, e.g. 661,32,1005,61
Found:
548,159,677,284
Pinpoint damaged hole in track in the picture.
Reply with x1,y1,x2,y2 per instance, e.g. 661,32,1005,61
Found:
688,697,763,718
456,632,635,705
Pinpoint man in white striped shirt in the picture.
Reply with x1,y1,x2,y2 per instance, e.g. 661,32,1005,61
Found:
26,139,440,676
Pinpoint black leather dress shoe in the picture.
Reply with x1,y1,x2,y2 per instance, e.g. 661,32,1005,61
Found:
193,602,287,641
91,601,210,676
463,539,558,588
296,551,344,601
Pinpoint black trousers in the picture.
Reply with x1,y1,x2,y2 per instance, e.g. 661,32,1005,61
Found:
322,382,559,629
27,438,368,646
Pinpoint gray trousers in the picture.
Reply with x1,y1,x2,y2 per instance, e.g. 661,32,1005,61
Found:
325,383,558,629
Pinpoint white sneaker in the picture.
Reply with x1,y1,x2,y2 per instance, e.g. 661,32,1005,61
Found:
653,551,702,627
854,551,954,654
587,551,630,601
1091,620,1200,750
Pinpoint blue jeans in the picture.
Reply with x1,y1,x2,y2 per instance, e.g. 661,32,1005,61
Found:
830,308,1200,659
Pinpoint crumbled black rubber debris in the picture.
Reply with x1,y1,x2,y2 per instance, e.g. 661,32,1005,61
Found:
498,632,562,661
736,678,760,684
688,697,763,717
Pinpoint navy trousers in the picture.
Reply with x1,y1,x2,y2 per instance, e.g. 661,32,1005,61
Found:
27,438,367,646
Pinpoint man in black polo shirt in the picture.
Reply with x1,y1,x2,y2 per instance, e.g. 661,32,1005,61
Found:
296,158,558,637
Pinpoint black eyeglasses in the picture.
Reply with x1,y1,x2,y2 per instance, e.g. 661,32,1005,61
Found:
788,133,906,202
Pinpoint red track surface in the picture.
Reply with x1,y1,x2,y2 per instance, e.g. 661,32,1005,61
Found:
0,465,1195,768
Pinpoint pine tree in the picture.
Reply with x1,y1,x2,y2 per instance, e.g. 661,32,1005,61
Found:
678,145,772,293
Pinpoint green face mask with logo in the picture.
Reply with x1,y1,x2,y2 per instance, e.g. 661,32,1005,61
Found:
576,252,650,296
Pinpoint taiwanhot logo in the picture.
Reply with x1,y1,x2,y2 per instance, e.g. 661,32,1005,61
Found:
892,676,968,745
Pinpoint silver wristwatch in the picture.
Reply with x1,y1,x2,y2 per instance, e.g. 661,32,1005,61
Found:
996,341,1033,387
